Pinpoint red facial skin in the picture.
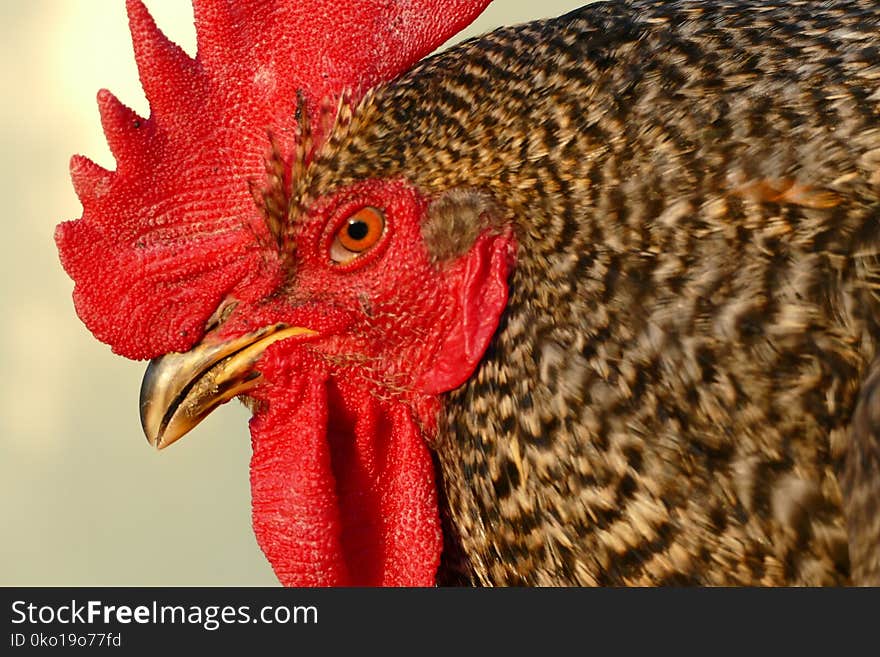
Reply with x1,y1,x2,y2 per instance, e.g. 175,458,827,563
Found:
54,0,507,586
213,178,515,585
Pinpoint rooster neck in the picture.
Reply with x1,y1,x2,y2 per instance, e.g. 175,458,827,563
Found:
436,232,874,585
401,0,880,586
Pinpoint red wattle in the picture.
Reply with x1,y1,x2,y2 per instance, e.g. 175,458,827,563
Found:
249,348,442,586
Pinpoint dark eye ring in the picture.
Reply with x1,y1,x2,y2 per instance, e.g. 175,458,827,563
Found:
329,206,385,264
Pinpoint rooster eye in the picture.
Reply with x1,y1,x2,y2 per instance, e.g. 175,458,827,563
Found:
329,206,386,264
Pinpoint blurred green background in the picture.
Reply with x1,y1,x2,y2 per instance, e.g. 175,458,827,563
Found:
1,0,587,585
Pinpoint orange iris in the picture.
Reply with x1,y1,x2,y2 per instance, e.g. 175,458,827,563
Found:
331,206,385,263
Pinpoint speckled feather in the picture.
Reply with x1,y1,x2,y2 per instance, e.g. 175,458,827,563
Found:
293,0,880,585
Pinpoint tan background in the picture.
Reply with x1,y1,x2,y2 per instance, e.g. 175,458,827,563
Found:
1,0,587,585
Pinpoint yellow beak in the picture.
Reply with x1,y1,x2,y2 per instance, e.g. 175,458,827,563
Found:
139,324,316,449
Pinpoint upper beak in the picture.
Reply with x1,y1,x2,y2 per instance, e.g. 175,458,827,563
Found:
139,324,316,449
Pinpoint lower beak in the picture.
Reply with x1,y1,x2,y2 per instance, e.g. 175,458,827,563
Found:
139,324,316,449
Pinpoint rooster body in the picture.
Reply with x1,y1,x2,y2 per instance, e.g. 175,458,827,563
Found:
57,0,880,586
303,0,880,585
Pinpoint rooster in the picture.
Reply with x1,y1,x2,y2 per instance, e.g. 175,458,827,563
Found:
56,0,879,586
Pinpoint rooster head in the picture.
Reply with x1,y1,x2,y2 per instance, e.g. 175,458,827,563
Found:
54,0,513,586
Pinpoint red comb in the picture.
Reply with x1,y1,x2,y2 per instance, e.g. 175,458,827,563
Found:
56,0,491,359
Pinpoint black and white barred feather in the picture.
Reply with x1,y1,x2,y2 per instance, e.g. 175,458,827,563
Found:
295,0,880,585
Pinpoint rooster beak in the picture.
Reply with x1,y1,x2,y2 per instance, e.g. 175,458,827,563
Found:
139,325,316,449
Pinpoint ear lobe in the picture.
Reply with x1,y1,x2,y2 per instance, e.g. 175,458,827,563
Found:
417,230,516,396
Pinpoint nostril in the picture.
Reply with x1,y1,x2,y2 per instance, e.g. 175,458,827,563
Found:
204,298,240,333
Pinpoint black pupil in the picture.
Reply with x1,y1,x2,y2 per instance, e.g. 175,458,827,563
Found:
346,220,369,241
